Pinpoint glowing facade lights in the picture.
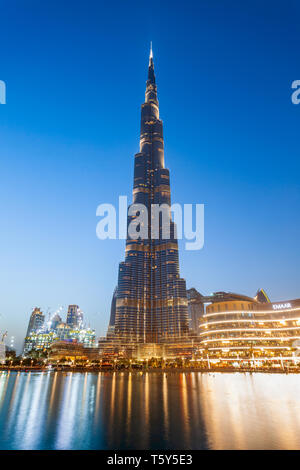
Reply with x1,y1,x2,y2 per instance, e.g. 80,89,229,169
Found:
200,297,300,359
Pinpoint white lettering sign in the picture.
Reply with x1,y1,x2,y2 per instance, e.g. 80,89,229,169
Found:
272,303,292,310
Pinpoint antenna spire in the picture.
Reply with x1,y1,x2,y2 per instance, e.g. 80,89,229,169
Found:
149,41,153,60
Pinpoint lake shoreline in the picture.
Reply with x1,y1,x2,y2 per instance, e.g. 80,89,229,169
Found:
1,366,299,374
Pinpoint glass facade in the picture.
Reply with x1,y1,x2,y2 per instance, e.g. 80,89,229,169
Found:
25,307,45,337
108,49,189,350
200,298,300,362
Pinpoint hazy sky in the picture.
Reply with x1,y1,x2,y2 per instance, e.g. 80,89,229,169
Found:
0,0,299,352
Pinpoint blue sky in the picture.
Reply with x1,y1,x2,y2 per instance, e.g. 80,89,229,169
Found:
0,0,299,352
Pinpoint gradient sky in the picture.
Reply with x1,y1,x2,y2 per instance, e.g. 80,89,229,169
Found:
0,0,299,352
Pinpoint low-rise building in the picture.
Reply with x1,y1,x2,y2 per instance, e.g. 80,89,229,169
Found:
49,341,100,362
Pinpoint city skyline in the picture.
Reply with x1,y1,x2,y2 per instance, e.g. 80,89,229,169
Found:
1,1,300,353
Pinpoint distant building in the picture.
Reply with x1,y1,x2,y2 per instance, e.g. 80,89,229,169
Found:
0,332,7,363
24,327,96,355
26,307,44,337
23,304,95,355
200,290,300,362
66,305,82,329
254,288,271,304
107,287,118,338
187,288,205,335
50,313,62,330
49,341,100,362
23,330,59,354
106,46,189,352
0,342,5,364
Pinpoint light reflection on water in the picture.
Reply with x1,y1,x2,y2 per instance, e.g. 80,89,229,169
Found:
0,371,300,449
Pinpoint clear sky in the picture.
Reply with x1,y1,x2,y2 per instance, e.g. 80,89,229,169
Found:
0,0,299,352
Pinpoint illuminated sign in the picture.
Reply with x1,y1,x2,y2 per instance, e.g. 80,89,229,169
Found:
272,303,292,310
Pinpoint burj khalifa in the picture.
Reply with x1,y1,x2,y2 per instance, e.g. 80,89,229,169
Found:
107,46,189,352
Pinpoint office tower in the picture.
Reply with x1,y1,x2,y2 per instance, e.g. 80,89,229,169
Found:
109,46,189,348
187,288,204,335
66,305,83,329
50,313,62,331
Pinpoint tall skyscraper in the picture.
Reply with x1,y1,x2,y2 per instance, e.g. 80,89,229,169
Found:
187,288,204,335
66,305,83,329
25,307,45,337
108,46,189,350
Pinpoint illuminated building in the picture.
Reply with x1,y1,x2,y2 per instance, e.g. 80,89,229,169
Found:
49,341,100,362
68,328,96,347
24,331,59,354
23,304,95,355
25,307,45,337
23,328,96,355
0,335,5,364
107,287,118,338
187,288,205,335
200,291,300,364
50,313,62,330
106,45,189,355
255,288,271,304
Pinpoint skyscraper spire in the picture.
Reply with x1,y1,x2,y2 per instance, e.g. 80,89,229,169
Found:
106,47,189,352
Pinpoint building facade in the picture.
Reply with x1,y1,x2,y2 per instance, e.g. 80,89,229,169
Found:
23,304,95,355
66,305,83,329
107,46,189,353
187,288,205,335
24,327,96,355
0,342,5,364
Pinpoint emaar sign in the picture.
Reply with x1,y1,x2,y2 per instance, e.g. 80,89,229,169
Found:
0,80,6,104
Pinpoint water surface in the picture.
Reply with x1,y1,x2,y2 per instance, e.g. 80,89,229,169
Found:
0,370,299,450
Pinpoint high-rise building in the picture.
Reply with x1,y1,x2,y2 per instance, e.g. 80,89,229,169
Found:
107,287,118,338
66,305,82,329
25,307,44,337
187,288,205,335
23,304,94,355
108,46,189,351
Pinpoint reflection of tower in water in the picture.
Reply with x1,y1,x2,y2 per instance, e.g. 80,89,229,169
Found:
106,45,189,354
